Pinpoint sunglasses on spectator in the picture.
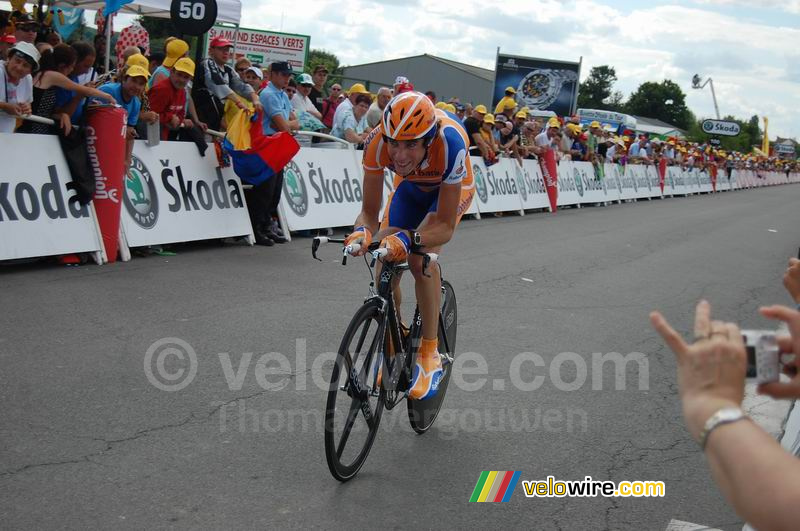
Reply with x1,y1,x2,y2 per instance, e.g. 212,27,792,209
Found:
19,24,39,32
331,87,341,91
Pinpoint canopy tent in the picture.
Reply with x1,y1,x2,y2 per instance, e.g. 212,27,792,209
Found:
50,0,242,24
49,0,242,71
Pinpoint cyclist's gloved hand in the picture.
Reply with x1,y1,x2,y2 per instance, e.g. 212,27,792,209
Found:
380,231,411,262
344,225,372,255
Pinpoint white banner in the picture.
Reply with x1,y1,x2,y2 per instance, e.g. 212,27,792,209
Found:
572,161,614,204
121,141,253,247
556,160,581,207
697,170,713,193
281,147,365,231
0,133,103,261
625,164,654,200
207,25,310,72
645,166,663,199
516,159,552,211
668,166,687,195
603,163,625,203
471,159,524,214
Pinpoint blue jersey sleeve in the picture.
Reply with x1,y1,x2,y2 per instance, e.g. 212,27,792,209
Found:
442,125,468,185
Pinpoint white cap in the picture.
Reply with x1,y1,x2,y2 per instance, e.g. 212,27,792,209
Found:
245,66,263,80
10,41,40,70
394,75,409,85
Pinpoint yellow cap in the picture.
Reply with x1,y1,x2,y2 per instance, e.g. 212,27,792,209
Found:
126,53,148,70
347,83,370,95
515,110,526,118
443,103,456,114
504,86,516,94
163,39,189,68
173,57,195,76
125,65,150,79
474,104,488,114
434,101,447,109
484,114,496,124
547,117,560,128
590,120,601,128
502,98,517,110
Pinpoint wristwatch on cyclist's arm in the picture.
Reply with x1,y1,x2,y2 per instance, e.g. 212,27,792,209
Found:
411,231,422,248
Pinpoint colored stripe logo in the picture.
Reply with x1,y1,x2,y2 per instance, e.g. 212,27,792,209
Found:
469,471,521,502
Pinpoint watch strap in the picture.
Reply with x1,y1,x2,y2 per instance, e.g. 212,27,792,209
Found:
699,407,747,450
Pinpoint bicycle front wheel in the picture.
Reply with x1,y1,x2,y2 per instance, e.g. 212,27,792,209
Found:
324,299,385,481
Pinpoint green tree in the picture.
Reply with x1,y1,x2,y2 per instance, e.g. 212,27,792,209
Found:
624,80,693,130
577,65,618,110
305,48,342,88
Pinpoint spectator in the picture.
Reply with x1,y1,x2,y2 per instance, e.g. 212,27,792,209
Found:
535,117,561,150
291,72,322,120
124,53,159,134
366,86,390,129
331,92,370,144
242,66,263,93
395,81,414,94
520,121,543,159
462,104,485,154
309,64,328,113
21,44,115,136
0,41,36,133
393,75,409,94
0,35,16,61
480,113,500,163
148,38,188,89
39,29,62,48
628,135,651,161
560,122,582,159
35,42,52,55
13,13,38,44
147,58,206,141
92,34,108,76
454,102,465,122
496,114,522,163
251,60,298,245
424,90,436,103
147,52,164,74
234,57,251,78
333,82,369,123
320,82,341,129
96,65,148,167
192,36,261,131
650,296,800,531
494,86,516,114
54,41,96,124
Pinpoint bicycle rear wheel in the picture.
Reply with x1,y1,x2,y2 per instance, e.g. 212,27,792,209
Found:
324,299,385,481
407,279,458,434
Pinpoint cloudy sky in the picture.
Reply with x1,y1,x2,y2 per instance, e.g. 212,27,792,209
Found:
239,0,799,140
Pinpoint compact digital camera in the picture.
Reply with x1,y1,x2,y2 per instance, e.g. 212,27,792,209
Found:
741,330,780,384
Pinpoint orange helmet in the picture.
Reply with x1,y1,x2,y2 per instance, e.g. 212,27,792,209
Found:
381,91,438,141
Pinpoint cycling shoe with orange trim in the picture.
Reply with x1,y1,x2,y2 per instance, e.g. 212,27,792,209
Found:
408,351,443,401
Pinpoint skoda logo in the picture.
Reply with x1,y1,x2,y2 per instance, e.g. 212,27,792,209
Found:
473,164,489,204
702,121,714,133
283,161,308,217
516,166,528,201
573,168,584,197
124,155,158,229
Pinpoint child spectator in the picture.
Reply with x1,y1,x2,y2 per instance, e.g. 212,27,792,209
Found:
97,65,148,168
0,41,37,133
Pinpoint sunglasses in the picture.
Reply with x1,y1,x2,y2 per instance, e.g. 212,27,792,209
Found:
19,25,39,32
331,87,341,91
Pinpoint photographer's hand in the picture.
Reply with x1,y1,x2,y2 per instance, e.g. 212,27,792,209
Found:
650,300,746,442
782,258,800,304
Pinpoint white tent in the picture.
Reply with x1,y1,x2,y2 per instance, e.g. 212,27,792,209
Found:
51,0,242,70
51,0,242,24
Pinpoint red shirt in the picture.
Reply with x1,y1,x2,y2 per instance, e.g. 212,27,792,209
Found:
148,77,187,139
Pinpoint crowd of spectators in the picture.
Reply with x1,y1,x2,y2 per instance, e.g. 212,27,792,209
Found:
1,11,797,252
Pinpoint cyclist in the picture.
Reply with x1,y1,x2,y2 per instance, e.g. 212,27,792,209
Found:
344,91,475,400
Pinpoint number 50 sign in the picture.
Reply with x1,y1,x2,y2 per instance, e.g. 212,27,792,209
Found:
170,0,218,35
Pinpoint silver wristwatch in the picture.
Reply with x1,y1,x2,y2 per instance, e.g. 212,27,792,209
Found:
699,407,747,449
516,69,579,109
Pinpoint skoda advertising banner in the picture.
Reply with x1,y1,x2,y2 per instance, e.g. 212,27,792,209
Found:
471,159,525,215
572,161,611,204
556,161,581,207
121,141,253,247
493,53,581,117
515,160,550,211
0,133,104,261
602,163,625,203
281,148,374,231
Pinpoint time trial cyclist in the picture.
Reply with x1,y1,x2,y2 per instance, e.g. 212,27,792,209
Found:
344,91,475,400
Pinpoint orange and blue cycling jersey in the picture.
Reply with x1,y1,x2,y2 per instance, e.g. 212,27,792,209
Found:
363,110,475,231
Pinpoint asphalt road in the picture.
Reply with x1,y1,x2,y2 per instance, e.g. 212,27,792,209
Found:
2,185,798,530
